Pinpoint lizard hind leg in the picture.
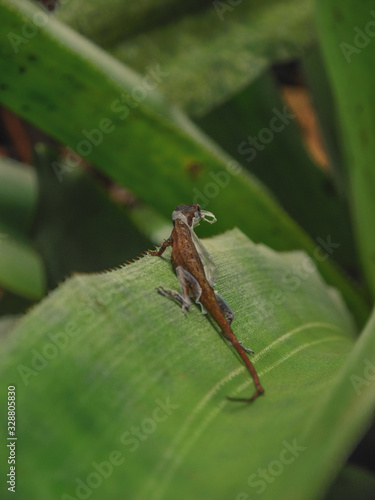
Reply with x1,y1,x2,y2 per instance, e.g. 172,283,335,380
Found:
214,291,254,354
156,286,190,312
156,266,204,314
175,266,206,314
214,291,235,325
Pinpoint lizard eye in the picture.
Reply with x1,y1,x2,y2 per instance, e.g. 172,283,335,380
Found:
192,205,201,220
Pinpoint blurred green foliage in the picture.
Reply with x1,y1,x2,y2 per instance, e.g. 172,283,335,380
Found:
0,0,375,499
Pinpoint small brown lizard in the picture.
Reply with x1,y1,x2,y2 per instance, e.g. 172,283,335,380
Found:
149,203,264,402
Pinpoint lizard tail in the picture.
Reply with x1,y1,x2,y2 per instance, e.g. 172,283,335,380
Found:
226,338,264,403
210,303,264,403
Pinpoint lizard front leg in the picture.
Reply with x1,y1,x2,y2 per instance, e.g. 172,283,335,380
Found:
149,236,173,257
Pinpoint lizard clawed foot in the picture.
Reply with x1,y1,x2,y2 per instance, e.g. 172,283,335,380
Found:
228,340,254,354
156,286,190,313
227,386,265,403
239,341,255,355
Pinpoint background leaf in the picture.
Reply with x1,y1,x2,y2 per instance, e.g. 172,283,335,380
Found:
196,70,359,274
302,44,348,196
0,233,45,299
316,0,375,297
31,145,150,289
56,0,213,48
325,465,375,500
0,156,45,298
57,0,316,116
0,156,37,236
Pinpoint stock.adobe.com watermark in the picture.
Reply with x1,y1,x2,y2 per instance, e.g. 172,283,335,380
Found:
16,272,128,386
236,439,306,499
7,0,71,53
237,106,296,163
119,397,179,452
192,104,295,208
61,397,179,500
213,0,243,21
192,160,242,208
61,450,125,500
340,10,375,63
52,64,169,182
250,235,341,324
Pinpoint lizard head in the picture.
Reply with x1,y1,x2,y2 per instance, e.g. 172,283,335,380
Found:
172,204,216,228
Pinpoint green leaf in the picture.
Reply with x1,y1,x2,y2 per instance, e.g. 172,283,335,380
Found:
316,0,375,297
31,145,151,288
0,231,45,299
0,290,33,316
325,465,375,500
56,0,213,47
196,71,360,274
302,44,348,196
2,229,375,500
58,0,317,116
0,156,45,299
0,156,38,237
0,0,368,324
